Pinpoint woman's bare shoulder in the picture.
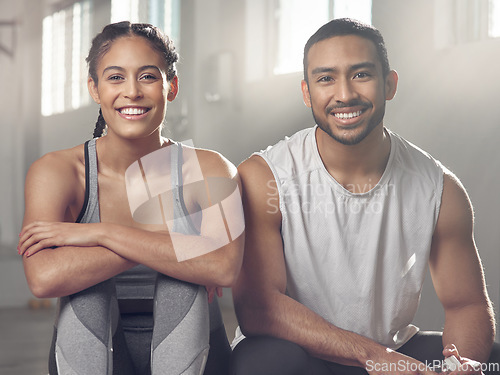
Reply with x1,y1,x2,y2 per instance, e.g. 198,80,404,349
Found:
23,143,88,224
26,143,87,192
32,143,85,170
187,145,237,179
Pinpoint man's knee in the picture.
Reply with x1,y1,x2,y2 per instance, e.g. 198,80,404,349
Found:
230,336,310,375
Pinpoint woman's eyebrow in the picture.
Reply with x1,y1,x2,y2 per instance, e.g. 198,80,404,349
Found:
102,65,162,75
102,65,124,76
138,65,162,73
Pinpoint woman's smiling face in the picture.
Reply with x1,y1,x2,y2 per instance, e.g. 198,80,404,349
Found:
88,35,177,140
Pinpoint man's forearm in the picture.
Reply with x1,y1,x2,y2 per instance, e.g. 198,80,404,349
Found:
443,303,495,363
236,291,391,369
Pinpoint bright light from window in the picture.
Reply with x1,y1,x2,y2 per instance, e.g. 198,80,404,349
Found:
41,1,91,117
53,11,66,115
111,0,180,45
41,16,53,117
72,3,81,110
489,0,500,37
41,10,66,116
111,0,140,23
334,0,372,25
274,0,330,75
148,0,164,30
273,0,372,75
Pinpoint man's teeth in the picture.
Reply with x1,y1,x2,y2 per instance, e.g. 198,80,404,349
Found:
120,107,147,115
334,110,362,119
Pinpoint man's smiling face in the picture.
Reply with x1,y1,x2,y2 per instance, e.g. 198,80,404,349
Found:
302,35,397,146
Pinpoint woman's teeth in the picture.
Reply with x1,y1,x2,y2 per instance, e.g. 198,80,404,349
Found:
120,107,147,115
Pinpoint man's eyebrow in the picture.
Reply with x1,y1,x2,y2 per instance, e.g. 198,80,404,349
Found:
350,62,377,71
310,62,377,76
310,67,337,76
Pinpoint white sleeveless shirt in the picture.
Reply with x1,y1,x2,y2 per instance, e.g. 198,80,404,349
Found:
248,126,445,349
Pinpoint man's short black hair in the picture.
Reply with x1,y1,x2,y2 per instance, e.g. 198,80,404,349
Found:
303,18,390,83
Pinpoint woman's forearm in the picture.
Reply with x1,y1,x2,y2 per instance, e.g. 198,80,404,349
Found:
20,220,243,293
97,223,243,287
23,244,136,298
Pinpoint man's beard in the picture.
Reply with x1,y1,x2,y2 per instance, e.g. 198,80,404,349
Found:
311,100,386,146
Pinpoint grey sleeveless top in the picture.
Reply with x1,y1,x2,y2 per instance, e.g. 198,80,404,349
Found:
253,126,444,349
76,139,200,300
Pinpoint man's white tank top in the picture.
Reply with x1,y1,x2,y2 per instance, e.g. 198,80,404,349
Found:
258,126,445,349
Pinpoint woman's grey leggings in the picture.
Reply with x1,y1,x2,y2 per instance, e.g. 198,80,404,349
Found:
49,274,210,375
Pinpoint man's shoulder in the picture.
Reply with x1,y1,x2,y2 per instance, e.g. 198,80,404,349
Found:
257,126,316,158
238,154,272,183
388,129,445,176
238,126,317,191
255,126,317,176
254,127,315,169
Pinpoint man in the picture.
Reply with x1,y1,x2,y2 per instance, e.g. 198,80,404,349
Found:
230,18,498,375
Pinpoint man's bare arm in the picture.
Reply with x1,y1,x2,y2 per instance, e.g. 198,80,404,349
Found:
430,172,495,365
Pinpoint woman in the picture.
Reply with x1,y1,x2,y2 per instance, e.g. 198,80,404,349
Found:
18,21,244,375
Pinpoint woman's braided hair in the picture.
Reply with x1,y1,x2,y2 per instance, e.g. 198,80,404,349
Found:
86,21,179,138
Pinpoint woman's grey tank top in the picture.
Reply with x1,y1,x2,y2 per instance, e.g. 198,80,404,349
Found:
75,139,199,300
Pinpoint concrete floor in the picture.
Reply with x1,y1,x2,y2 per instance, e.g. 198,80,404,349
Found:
0,305,55,375
0,300,239,375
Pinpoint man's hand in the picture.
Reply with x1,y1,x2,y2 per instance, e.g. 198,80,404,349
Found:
443,344,484,375
365,348,439,375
